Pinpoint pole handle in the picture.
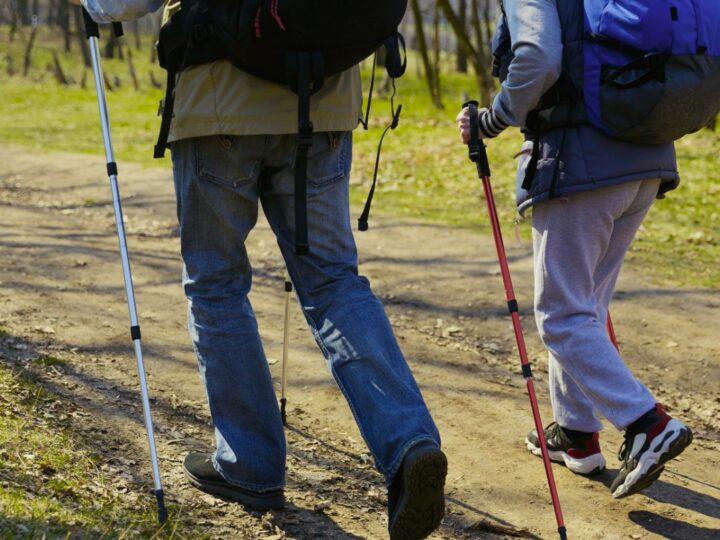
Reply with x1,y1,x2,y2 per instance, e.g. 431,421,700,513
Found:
82,7,99,39
81,8,124,39
463,99,491,178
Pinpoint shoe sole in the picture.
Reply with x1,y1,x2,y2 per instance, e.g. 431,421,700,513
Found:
525,438,606,476
389,448,447,540
183,466,284,511
612,420,693,498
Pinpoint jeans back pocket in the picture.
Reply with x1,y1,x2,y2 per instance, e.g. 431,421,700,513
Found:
303,131,352,191
195,136,259,192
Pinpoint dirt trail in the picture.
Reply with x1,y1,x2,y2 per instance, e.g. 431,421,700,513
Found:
1,144,719,539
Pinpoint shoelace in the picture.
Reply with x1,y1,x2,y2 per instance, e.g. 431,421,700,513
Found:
617,434,631,462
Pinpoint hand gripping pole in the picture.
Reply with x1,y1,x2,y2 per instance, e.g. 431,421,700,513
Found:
464,100,567,540
82,9,168,525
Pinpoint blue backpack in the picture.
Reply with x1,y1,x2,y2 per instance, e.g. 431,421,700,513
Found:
493,0,720,144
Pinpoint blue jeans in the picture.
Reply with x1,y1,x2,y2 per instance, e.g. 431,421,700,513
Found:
170,132,440,492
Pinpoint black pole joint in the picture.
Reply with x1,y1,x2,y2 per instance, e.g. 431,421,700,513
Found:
107,162,118,177
280,398,287,426
521,363,533,379
285,281,293,293
130,325,141,341
508,299,519,314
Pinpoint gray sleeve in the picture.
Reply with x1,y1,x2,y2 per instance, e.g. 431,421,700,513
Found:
491,0,563,128
81,0,164,22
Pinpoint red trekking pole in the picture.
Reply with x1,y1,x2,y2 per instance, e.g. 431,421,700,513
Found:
464,101,567,540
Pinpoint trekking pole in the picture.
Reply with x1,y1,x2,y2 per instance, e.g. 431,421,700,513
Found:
81,8,168,525
280,275,293,426
464,101,567,540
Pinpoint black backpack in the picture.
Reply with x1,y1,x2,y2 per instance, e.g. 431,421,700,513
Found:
155,0,408,254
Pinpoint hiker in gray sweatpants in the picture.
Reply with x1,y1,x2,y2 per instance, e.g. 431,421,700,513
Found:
457,0,692,498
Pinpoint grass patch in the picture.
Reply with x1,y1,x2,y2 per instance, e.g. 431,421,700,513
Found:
1,25,717,288
0,358,184,539
31,354,66,367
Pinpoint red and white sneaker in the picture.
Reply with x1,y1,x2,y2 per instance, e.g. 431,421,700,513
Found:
611,404,693,498
526,423,606,476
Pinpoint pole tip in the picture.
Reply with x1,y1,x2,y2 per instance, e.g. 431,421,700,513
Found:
155,489,168,524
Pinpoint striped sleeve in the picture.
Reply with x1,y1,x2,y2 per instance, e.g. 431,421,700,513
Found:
478,108,510,138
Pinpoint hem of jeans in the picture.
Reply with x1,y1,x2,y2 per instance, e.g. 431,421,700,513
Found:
384,436,441,488
211,454,284,493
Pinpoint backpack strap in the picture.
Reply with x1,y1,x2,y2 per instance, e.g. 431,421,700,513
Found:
357,33,406,232
358,79,402,232
154,71,176,159
287,50,324,256
153,0,210,158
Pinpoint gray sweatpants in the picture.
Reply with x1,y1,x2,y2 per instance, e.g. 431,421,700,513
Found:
531,179,660,432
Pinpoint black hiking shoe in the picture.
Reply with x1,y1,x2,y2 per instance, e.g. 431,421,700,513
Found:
183,452,284,511
526,423,606,476
611,404,693,498
388,442,447,540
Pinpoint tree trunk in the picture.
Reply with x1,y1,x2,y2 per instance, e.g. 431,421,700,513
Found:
133,19,142,50
58,0,71,52
432,2,443,108
127,48,139,90
456,0,467,73
22,18,37,77
51,50,69,85
470,0,494,105
73,5,92,68
437,0,491,104
16,0,30,25
6,52,16,76
410,0,442,109
104,30,123,60
9,0,19,40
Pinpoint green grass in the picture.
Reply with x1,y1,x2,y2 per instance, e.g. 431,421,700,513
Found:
0,361,182,539
1,25,717,288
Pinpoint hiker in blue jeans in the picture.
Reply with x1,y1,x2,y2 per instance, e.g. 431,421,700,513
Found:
79,1,447,538
457,0,693,498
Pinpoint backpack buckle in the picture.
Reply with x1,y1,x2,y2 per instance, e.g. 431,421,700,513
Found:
298,121,314,148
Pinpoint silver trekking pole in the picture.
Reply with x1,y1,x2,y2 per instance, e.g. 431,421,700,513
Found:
280,275,293,426
81,8,168,525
